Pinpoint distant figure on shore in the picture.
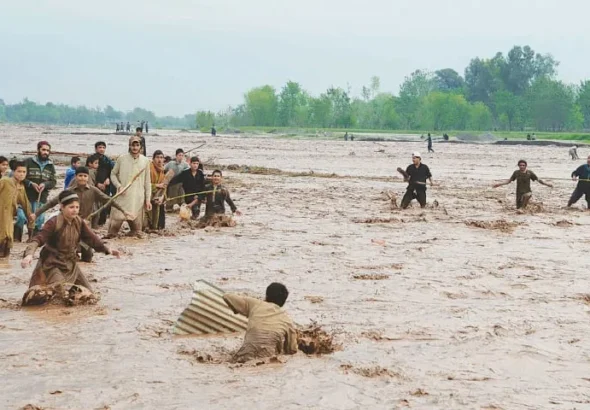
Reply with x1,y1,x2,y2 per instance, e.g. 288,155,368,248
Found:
427,133,434,153
527,134,531,140
140,120,145,133
569,145,580,160
443,133,449,141
145,121,149,134
116,123,120,132
350,134,355,141
344,132,348,141
211,126,216,136
126,122,131,132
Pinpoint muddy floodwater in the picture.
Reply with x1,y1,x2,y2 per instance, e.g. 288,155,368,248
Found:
1,124,590,409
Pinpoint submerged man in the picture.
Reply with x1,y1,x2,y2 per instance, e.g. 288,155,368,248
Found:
203,170,242,218
223,282,298,363
400,152,433,209
567,155,590,209
0,161,33,257
493,159,553,209
21,190,121,304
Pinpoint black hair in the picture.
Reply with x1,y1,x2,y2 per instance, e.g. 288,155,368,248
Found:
153,150,164,159
75,166,89,175
0,156,7,164
518,159,527,166
71,156,81,166
59,190,79,206
164,156,172,163
95,141,106,149
136,127,142,132
212,169,222,176
265,283,289,307
175,148,184,155
86,154,100,165
190,156,200,163
13,160,26,170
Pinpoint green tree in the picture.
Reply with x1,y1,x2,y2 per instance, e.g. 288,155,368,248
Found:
500,45,559,95
492,90,525,130
577,80,590,128
244,85,278,126
434,68,465,92
397,70,435,129
468,102,493,130
196,111,216,129
527,78,576,131
277,81,309,126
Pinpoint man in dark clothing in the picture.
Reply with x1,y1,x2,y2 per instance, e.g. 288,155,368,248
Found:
427,133,434,153
21,141,57,235
169,156,206,219
145,121,149,133
493,159,552,209
204,170,241,217
116,123,120,132
94,141,116,226
567,155,590,209
211,126,216,136
126,122,131,132
400,152,433,209
135,127,147,156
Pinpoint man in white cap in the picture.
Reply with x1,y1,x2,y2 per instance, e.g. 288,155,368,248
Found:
400,152,433,209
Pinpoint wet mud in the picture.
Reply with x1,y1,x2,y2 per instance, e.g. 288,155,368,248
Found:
1,124,590,409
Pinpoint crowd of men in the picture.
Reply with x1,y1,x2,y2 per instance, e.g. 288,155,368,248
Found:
116,120,148,133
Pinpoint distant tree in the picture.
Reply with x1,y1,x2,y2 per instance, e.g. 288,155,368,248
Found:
244,85,278,126
434,68,465,92
577,80,590,129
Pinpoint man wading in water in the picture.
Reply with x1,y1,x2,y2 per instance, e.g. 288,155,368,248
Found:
21,190,121,305
493,159,553,209
400,152,433,209
567,154,590,209
223,282,298,363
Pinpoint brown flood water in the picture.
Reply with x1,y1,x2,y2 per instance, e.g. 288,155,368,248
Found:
1,124,590,409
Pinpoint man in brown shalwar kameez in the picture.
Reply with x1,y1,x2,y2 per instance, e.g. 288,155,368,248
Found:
32,167,133,261
0,162,34,258
21,190,120,304
223,283,298,363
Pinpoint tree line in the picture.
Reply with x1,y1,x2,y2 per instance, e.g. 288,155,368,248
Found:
199,45,590,132
2,45,590,133
0,99,194,129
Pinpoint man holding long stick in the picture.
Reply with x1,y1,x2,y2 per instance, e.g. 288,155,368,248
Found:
400,152,433,209
107,136,152,238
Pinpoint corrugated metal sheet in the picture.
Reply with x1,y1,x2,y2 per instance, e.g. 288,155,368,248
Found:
173,280,248,335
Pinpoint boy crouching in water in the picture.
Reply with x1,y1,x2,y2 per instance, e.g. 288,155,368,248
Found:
21,190,121,305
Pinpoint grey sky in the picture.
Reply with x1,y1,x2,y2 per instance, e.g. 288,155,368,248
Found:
1,0,588,116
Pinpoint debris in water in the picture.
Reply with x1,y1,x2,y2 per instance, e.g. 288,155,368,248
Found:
465,219,520,233
554,219,574,227
21,405,44,410
371,238,387,246
352,274,390,280
21,283,97,307
353,217,399,224
578,294,590,305
410,388,429,396
297,322,339,355
304,296,324,304
340,364,405,379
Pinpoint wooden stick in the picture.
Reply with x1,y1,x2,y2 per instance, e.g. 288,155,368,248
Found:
184,142,207,154
86,165,148,221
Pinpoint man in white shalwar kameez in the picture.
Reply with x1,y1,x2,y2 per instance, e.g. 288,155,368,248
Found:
107,135,152,237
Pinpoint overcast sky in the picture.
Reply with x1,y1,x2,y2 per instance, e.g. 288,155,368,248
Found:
1,0,588,116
